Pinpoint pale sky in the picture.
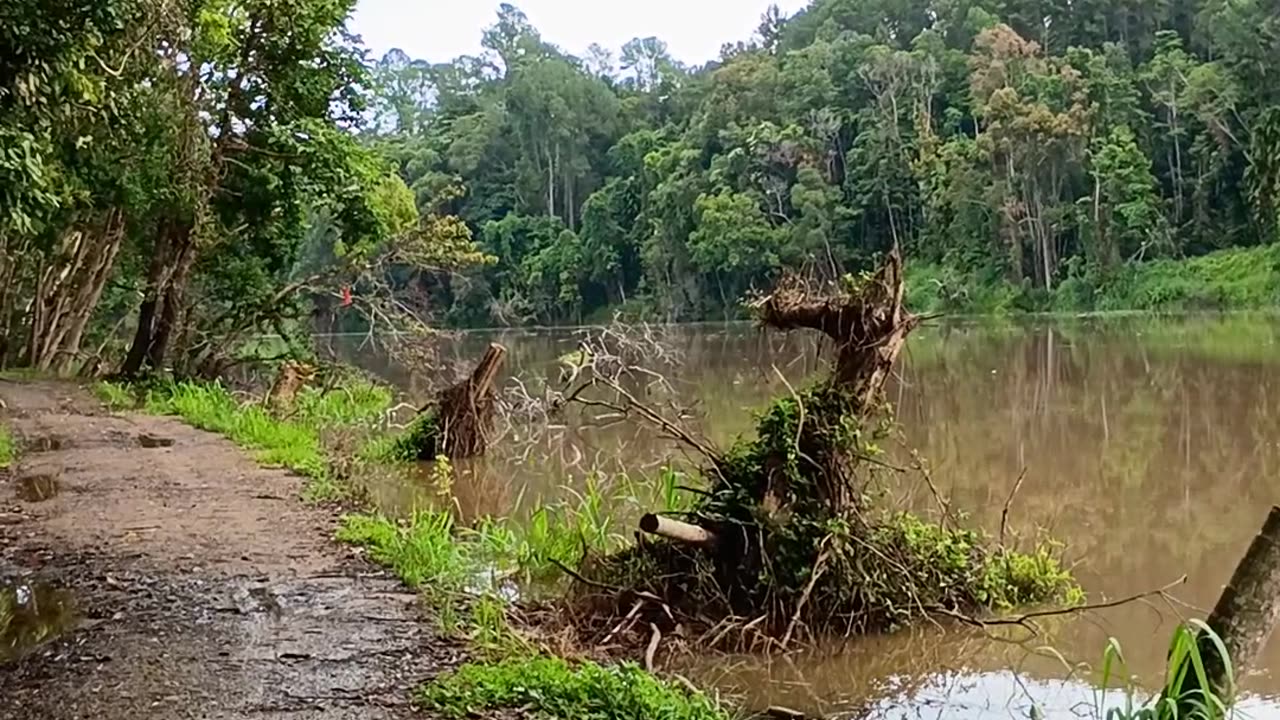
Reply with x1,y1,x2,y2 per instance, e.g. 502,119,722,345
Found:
349,0,811,67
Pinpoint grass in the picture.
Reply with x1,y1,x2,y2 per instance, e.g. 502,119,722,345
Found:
335,468,681,597
96,378,395,501
0,423,14,469
143,381,330,479
337,510,469,590
1093,621,1233,720
418,655,730,720
93,381,134,411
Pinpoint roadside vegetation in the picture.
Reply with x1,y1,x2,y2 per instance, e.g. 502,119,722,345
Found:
88,355,1255,720
94,378,396,501
0,424,14,470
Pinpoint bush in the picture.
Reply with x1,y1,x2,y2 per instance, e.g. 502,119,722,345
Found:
0,424,13,469
419,656,729,720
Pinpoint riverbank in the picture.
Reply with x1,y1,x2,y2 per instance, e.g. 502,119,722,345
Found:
907,244,1280,315
0,379,463,719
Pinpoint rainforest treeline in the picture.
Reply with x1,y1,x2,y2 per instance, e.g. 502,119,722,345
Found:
3,0,1279,375
369,0,1280,322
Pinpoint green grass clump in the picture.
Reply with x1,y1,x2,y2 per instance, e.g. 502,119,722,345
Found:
93,381,136,411
418,656,730,720
144,381,328,479
1095,621,1234,720
383,411,440,462
336,510,470,590
293,382,394,426
0,424,14,469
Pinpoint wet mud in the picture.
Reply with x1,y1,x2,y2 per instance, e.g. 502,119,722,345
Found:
0,379,463,719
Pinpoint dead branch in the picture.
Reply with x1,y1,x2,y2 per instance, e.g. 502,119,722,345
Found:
551,558,621,594
999,467,1028,548
644,622,662,672
639,514,719,548
932,575,1189,629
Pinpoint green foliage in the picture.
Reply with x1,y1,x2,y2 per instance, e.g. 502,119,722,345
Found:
353,0,1280,326
337,511,469,590
418,656,730,720
382,411,440,462
1094,245,1280,311
1097,622,1234,720
0,424,14,470
93,382,136,412
873,513,1081,612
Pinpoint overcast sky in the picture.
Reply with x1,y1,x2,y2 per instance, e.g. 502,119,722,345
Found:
349,0,810,67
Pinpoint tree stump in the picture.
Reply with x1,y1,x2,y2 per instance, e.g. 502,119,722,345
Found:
397,343,506,460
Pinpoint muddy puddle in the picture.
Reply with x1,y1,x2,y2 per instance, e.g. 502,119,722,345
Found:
321,315,1280,716
16,475,61,502
0,581,77,663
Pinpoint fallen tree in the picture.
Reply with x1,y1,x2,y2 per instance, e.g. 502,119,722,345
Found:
571,252,1079,647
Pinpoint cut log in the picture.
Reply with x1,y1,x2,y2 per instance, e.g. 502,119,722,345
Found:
639,514,718,548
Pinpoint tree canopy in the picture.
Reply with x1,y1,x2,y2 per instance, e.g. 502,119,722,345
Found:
3,0,1279,375
365,0,1280,323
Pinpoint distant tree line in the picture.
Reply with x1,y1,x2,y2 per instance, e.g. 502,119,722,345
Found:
364,0,1280,323
3,0,1278,377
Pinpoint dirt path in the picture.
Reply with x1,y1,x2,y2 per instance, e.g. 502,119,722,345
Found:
0,379,461,719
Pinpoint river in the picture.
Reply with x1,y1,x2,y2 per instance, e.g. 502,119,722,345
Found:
331,313,1280,719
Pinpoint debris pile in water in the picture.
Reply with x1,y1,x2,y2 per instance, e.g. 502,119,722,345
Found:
575,252,1079,647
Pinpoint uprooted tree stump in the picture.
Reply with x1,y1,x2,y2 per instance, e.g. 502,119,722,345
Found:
393,343,506,460
583,251,1079,646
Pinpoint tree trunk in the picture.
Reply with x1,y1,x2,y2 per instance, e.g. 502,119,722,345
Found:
1164,506,1280,717
147,240,196,372
1204,506,1280,697
403,343,508,460
122,219,193,376
750,249,919,513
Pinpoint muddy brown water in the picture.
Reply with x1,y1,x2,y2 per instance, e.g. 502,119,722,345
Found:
326,314,1280,718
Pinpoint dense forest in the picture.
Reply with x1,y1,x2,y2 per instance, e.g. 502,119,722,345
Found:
364,0,1280,324
2,0,1279,373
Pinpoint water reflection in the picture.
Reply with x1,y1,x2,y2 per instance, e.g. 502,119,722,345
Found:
326,314,1280,715
0,581,77,662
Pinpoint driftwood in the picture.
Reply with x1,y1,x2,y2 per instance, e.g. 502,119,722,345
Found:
639,514,719,548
